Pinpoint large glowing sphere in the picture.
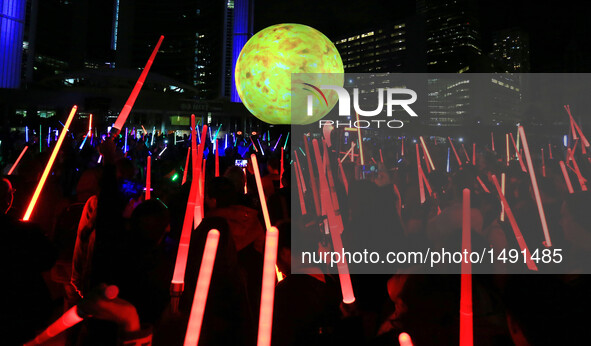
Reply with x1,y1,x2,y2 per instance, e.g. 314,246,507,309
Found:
235,23,344,125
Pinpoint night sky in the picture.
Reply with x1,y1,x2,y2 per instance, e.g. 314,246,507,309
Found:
255,0,591,72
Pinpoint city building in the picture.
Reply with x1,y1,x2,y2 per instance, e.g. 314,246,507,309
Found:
490,28,530,72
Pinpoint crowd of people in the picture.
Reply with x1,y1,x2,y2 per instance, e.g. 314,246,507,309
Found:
0,124,590,345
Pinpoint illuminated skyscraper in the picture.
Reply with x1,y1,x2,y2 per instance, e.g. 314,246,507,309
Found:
229,0,254,102
0,0,26,88
490,28,530,73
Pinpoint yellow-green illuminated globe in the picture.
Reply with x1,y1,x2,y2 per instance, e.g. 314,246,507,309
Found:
235,23,344,125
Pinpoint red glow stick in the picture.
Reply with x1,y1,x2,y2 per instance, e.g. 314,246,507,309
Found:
518,126,552,247
401,137,404,156
379,149,384,163
182,147,191,185
280,147,285,188
250,136,259,152
399,332,413,346
312,140,355,304
304,135,321,216
25,285,119,345
416,144,425,204
506,134,510,166
257,226,279,346
491,132,495,151
355,112,365,165
171,117,200,305
339,161,348,194
243,168,248,194
215,139,219,177
541,148,546,177
567,149,587,191
294,151,306,193
7,145,28,175
195,125,208,228
146,156,151,200
88,113,93,136
294,155,307,215
559,161,574,194
448,137,462,166
461,143,470,163
510,133,526,172
23,106,77,221
565,105,590,148
500,173,506,222
460,188,473,346
472,143,476,166
113,36,164,132
420,136,435,171
184,229,220,346
548,143,553,159
491,175,538,270
476,176,490,193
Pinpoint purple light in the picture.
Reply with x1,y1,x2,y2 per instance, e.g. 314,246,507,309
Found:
0,0,26,88
230,0,252,102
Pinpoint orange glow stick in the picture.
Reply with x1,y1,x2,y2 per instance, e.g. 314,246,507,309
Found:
416,144,425,204
460,188,473,346
559,161,574,194
23,106,77,221
243,168,248,194
171,116,200,304
313,139,355,304
420,136,435,171
472,143,476,166
215,139,219,177
280,147,285,188
304,135,321,216
448,137,462,166
257,226,279,346
355,112,365,165
88,113,93,136
182,147,191,185
491,175,538,271
113,36,164,132
518,126,552,247
491,132,495,151
399,332,413,346
476,176,490,193
184,229,220,346
294,156,307,215
401,137,404,156
146,156,151,200
500,173,506,222
7,145,28,175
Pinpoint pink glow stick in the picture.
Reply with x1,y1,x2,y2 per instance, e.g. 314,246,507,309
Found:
541,148,546,177
113,36,164,132
461,143,470,163
565,105,590,147
491,175,538,271
476,176,490,193
548,143,553,159
560,161,574,194
215,139,219,177
184,229,220,346
23,106,77,221
460,188,473,346
257,226,279,346
519,126,552,247
7,145,28,175
472,143,476,166
280,147,285,188
379,149,384,163
568,149,587,191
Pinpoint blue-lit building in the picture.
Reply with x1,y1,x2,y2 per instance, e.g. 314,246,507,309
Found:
0,0,26,88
